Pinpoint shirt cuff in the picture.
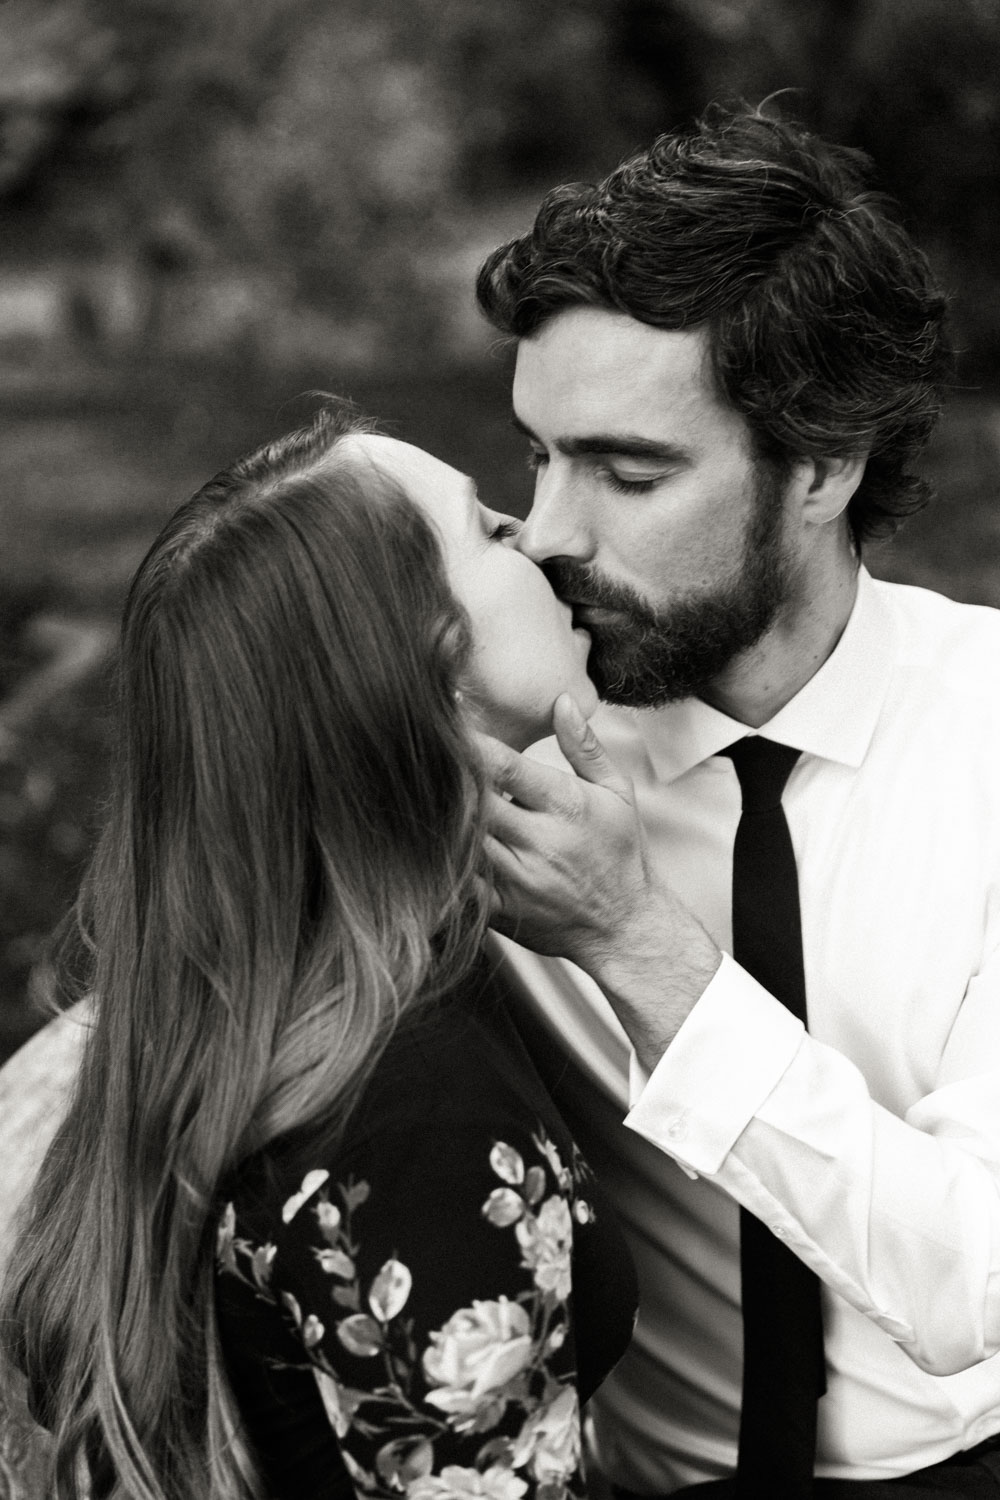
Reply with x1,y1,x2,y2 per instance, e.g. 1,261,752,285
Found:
624,952,806,1175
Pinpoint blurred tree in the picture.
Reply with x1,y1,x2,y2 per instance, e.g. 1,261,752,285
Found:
420,0,647,188
0,0,122,202
609,0,1000,371
1,0,1000,370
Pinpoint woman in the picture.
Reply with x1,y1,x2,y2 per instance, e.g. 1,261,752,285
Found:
0,403,638,1500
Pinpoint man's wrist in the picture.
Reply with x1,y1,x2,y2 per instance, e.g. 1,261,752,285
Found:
580,887,722,1071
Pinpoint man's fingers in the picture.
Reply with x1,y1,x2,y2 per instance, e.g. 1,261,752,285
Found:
552,695,633,801
482,834,530,938
483,829,535,889
474,730,579,813
484,786,551,849
472,870,503,922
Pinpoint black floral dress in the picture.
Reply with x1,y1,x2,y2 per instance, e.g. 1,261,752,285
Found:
215,961,638,1499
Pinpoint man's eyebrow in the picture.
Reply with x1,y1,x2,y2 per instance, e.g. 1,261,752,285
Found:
510,412,688,464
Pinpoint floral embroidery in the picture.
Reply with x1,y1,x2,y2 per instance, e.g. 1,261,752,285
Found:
218,1131,595,1498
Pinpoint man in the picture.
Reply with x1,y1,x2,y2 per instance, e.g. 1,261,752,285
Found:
474,106,1000,1496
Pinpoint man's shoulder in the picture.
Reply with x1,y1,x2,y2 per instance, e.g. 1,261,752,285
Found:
874,576,1000,681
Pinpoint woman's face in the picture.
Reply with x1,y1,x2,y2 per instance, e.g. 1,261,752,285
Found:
349,434,598,750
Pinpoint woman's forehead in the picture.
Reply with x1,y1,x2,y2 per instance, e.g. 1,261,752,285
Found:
347,432,478,546
348,432,456,488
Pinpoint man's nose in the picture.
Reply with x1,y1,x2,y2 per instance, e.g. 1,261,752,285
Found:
515,466,590,565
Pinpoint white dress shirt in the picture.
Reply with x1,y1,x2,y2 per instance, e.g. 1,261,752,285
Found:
494,568,1000,1490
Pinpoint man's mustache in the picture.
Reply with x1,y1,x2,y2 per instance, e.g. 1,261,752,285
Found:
542,559,656,623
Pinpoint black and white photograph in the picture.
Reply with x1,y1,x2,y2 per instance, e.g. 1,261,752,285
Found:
2,2,1000,1497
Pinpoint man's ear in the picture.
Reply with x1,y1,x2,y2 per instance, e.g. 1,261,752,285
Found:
796,454,868,526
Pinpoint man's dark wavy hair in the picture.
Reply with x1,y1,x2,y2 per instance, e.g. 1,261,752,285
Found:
476,105,952,547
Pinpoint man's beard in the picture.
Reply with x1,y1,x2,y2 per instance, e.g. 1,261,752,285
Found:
544,463,797,708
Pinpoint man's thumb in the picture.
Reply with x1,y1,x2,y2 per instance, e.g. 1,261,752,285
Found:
552,694,629,797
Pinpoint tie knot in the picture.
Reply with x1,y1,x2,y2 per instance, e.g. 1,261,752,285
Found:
723,737,801,812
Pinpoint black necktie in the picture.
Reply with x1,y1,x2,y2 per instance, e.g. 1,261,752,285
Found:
724,737,825,1498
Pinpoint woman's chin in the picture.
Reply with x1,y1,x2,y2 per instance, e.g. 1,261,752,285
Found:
575,678,601,723
467,689,599,753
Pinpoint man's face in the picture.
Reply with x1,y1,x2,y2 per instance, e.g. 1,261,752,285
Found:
511,307,800,707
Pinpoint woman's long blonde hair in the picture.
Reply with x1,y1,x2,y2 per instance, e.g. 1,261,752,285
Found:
0,404,489,1497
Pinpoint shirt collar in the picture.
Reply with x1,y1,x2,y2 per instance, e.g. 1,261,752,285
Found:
596,567,896,784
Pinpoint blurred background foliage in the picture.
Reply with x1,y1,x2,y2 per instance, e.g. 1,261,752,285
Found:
2,0,1000,1058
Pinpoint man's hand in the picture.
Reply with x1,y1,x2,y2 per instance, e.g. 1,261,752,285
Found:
480,696,722,1068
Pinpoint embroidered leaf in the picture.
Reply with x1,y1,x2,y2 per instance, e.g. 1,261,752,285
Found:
466,1395,507,1433
341,1449,378,1489
282,1169,331,1223
302,1313,325,1347
281,1290,303,1328
312,1368,351,1438
368,1258,412,1321
337,1313,384,1357
483,1188,524,1227
353,1415,386,1438
375,1437,435,1487
475,1435,516,1468
316,1247,356,1279
250,1243,277,1288
523,1166,546,1206
216,1202,237,1273
315,1198,342,1242
510,1385,580,1483
490,1142,525,1185
545,1323,567,1354
340,1177,371,1212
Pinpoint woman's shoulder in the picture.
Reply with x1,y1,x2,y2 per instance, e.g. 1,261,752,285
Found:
362,961,554,1122
215,959,639,1487
224,959,565,1237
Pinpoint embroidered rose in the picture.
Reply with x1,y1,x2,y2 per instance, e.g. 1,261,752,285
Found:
407,1464,528,1500
221,1137,588,1490
515,1196,573,1301
423,1298,534,1418
511,1386,580,1483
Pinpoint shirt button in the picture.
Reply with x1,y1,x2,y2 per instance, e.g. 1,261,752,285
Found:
666,1116,686,1141
772,1225,788,1239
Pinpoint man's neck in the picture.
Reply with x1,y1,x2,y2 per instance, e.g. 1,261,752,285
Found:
699,546,861,729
